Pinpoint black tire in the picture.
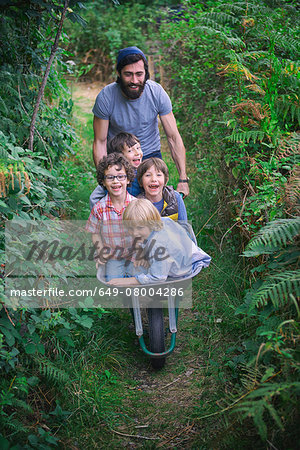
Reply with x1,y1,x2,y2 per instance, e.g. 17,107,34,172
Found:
147,307,166,370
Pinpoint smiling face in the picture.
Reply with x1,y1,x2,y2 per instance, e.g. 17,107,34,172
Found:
141,164,166,202
122,142,143,168
130,224,152,243
118,60,146,99
102,165,129,201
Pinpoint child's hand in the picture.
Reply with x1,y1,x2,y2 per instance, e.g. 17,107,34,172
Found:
94,255,107,269
94,256,106,269
134,258,149,269
107,277,139,286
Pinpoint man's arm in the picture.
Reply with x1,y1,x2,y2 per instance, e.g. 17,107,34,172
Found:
160,112,189,198
93,116,109,167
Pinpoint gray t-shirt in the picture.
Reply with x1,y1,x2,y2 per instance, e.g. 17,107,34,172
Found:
92,80,172,157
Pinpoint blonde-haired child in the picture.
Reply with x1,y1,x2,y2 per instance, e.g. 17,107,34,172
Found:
108,199,211,286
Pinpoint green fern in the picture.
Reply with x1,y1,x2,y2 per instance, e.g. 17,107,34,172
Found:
277,95,300,126
193,25,245,49
36,358,69,384
238,362,260,390
249,270,300,309
218,1,266,16
202,11,240,26
244,218,300,256
0,414,28,433
228,129,266,144
0,97,8,116
233,382,300,440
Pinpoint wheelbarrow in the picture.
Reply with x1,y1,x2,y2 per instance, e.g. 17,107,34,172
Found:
97,267,194,370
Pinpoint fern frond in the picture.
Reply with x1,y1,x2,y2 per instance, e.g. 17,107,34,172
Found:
194,26,245,49
0,81,19,99
228,130,265,144
0,97,8,116
36,358,69,383
202,11,240,26
233,382,300,439
10,397,33,413
196,17,236,33
276,94,300,126
284,166,300,212
238,362,260,390
250,270,300,309
270,32,300,57
244,218,300,256
0,414,28,433
218,2,265,16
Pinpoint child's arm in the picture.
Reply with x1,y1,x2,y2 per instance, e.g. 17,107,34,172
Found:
91,233,106,268
175,191,188,221
108,277,140,286
89,185,106,210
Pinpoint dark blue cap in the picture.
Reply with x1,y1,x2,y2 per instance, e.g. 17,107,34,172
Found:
117,46,147,68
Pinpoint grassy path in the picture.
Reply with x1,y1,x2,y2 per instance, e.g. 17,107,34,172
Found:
61,82,245,449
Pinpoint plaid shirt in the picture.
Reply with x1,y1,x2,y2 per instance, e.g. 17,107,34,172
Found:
86,192,134,257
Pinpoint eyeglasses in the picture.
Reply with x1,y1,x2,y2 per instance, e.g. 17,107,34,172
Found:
104,174,127,182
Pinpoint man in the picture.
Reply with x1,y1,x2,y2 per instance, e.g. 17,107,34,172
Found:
92,46,189,198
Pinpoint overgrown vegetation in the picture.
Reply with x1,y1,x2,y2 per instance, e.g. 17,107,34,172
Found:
159,0,300,445
0,0,299,447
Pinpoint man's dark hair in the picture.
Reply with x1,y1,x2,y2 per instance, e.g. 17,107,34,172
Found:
97,153,135,186
116,54,149,83
107,132,140,155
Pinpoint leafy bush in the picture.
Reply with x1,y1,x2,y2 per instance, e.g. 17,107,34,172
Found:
159,0,300,237
232,217,300,441
65,0,159,80
159,0,300,444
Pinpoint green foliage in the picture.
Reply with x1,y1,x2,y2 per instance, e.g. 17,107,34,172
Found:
233,382,300,440
244,217,300,256
36,357,69,383
247,270,300,309
230,216,300,440
0,1,98,447
160,0,300,236
65,0,160,80
159,0,300,444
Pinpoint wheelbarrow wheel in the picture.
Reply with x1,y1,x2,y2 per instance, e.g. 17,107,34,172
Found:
147,307,166,370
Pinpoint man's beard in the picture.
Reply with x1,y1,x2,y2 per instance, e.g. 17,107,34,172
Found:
120,78,146,99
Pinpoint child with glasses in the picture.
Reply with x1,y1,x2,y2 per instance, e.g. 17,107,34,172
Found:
86,153,136,281
89,132,143,209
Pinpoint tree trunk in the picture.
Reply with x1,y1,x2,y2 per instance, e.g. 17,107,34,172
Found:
29,0,69,152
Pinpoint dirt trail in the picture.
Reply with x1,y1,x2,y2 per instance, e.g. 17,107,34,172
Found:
70,81,104,119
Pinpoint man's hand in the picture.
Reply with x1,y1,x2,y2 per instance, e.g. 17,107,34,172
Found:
160,112,189,198
176,181,189,199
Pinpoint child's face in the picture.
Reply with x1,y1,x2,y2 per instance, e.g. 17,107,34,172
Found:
130,224,152,243
103,165,129,199
141,165,165,202
122,142,143,169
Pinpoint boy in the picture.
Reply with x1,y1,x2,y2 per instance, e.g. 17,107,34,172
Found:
86,153,135,281
137,158,187,221
107,199,211,286
89,132,143,209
